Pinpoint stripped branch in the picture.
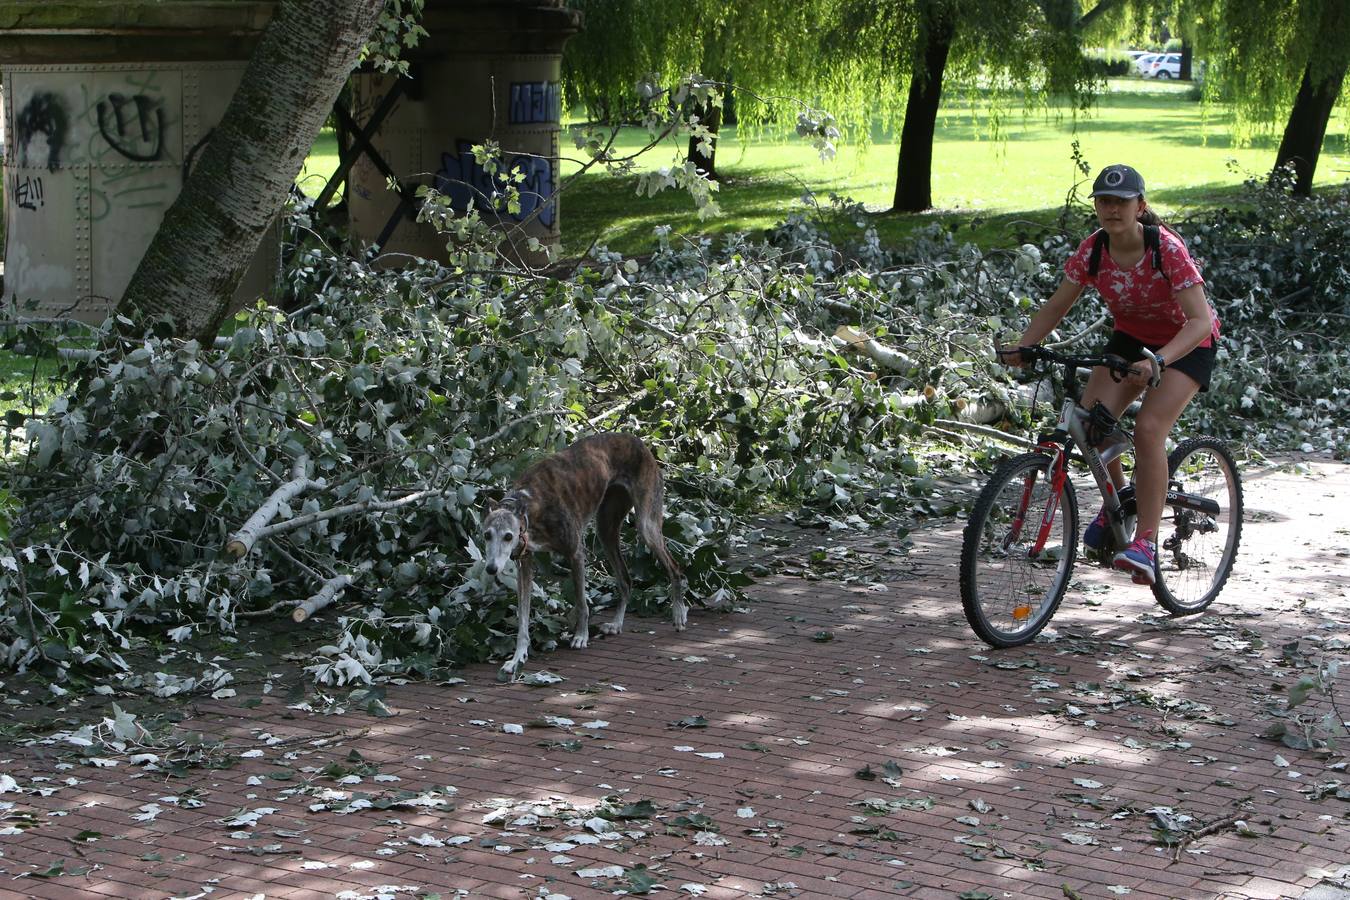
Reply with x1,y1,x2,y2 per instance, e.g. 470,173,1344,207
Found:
932,418,1038,448
293,574,352,623
251,486,447,542
833,324,918,374
1046,314,1109,349
224,455,319,559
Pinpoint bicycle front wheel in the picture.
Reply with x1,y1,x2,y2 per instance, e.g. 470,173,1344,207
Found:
1152,436,1243,615
961,453,1078,648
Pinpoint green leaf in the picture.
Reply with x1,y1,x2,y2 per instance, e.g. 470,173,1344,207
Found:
1286,675,1318,709
609,799,658,820
671,715,708,729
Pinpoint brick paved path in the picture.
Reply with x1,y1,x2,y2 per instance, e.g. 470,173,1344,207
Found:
1,458,1347,900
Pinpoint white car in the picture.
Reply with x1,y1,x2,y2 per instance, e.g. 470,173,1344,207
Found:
1147,53,1183,79
1133,53,1161,76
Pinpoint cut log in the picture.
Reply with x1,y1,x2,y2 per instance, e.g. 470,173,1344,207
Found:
224,455,317,559
293,574,352,623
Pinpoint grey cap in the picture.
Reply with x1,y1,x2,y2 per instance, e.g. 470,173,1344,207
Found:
1090,164,1145,198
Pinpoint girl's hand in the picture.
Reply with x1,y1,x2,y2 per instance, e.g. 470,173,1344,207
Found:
1125,355,1154,388
996,345,1025,368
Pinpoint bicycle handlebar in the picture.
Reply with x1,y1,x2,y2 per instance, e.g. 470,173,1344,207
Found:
997,345,1160,388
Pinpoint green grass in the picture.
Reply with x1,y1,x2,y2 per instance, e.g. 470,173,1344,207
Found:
297,77,1350,254
0,349,60,428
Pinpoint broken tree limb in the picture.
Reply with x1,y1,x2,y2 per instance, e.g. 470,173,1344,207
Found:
224,455,319,559
833,325,918,374
251,486,447,542
1046,313,1109,349
931,418,1038,449
293,574,352,623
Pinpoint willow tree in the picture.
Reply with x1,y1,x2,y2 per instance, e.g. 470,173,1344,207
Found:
829,0,1129,212
116,0,386,339
564,0,1127,212
561,0,892,180
1181,0,1348,195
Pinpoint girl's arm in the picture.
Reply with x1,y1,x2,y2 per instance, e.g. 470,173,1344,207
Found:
1002,277,1086,365
1123,284,1214,386
1154,285,1214,365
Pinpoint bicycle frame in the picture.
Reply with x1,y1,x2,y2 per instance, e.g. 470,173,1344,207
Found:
1027,398,1134,558
999,345,1224,564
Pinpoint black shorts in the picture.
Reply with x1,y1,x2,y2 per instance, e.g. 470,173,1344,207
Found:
1102,330,1217,392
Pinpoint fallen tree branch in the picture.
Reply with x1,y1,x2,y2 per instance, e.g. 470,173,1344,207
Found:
932,418,1038,449
1172,813,1243,862
478,408,577,447
293,574,353,623
834,324,918,373
251,486,448,542
225,455,320,558
1046,314,1109,349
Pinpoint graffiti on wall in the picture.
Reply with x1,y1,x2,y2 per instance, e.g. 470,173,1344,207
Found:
96,93,166,162
433,140,556,228
509,82,561,125
15,92,69,171
11,174,45,210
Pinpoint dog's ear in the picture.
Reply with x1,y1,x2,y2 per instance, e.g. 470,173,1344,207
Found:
482,487,505,511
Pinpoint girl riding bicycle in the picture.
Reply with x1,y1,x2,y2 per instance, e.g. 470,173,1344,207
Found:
1002,164,1221,585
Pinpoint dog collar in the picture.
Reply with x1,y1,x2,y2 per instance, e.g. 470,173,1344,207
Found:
510,509,530,560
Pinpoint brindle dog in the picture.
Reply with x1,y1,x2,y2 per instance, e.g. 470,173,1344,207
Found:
481,433,687,680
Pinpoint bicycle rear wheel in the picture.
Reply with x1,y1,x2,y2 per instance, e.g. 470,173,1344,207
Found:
961,453,1078,648
1152,436,1243,615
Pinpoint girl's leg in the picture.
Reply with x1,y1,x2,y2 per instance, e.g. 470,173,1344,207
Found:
1080,367,1144,489
1130,369,1201,540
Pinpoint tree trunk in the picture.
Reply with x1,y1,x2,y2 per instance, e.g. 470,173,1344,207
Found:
893,0,955,212
1274,57,1346,197
115,0,384,340
687,95,722,180
1179,39,1192,81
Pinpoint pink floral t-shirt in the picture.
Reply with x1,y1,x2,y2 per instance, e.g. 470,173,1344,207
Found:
1064,227,1220,347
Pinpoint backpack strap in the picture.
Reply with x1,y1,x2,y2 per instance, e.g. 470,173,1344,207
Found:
1143,224,1169,283
1087,225,1171,284
1086,229,1108,278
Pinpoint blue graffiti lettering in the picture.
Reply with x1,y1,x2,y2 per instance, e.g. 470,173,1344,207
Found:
509,82,561,124
433,141,555,228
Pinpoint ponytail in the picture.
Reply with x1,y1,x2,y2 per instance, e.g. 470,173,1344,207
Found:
1138,200,1166,230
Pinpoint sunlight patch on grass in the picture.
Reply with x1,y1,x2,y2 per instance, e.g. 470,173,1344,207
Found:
298,77,1349,256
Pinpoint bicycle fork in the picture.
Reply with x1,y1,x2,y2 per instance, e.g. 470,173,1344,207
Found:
1004,446,1070,557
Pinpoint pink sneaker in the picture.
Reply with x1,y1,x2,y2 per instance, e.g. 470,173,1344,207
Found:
1113,536,1157,585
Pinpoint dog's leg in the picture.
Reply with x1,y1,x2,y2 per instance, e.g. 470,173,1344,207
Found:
636,480,688,631
499,554,533,681
596,486,633,636
568,544,590,649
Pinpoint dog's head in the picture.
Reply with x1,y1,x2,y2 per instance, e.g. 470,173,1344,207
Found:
481,502,526,576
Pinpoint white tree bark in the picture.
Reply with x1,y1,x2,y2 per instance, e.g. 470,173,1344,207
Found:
225,456,318,559
833,325,919,373
116,0,385,339
293,575,352,623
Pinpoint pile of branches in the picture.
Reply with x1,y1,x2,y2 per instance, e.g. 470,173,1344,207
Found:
2,173,1346,691
0,213,1030,689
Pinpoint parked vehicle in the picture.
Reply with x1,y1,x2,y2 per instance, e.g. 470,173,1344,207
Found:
1147,53,1184,79
1133,53,1161,76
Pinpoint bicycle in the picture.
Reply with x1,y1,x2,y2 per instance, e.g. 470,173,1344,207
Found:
959,345,1243,648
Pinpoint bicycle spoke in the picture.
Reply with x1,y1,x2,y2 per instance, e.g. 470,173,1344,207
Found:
1153,438,1242,615
961,454,1078,647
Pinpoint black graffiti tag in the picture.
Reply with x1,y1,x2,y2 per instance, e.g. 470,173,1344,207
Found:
12,175,45,210
16,92,69,171
96,93,165,162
